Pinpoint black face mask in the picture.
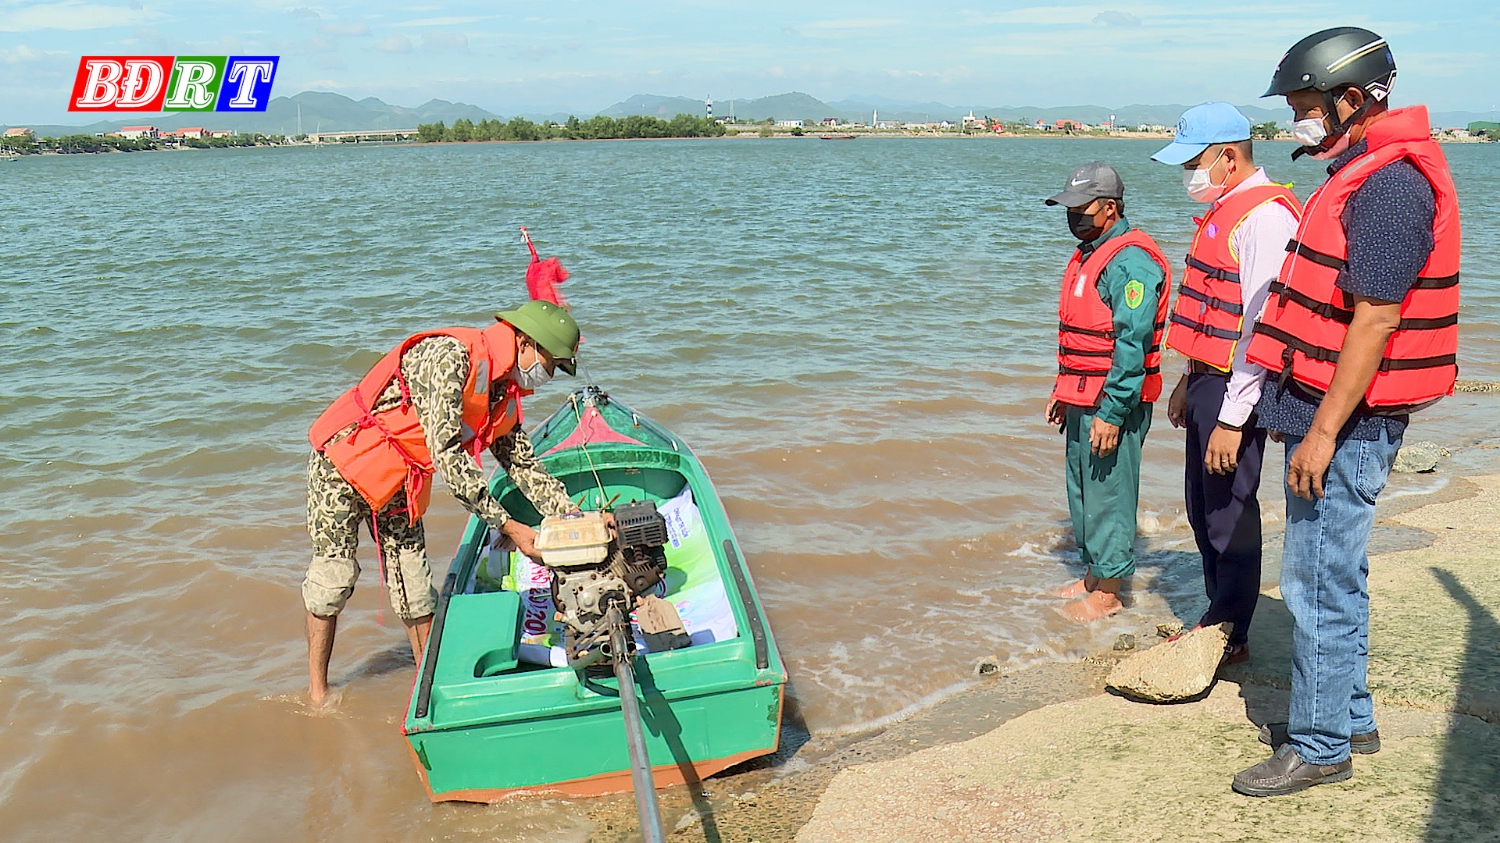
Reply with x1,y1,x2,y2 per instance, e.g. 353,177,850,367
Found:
1067,208,1104,243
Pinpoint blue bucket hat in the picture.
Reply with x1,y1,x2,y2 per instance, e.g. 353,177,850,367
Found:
1151,102,1252,165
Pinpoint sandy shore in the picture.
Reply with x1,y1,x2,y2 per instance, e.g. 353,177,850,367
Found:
576,457,1500,842
794,475,1500,842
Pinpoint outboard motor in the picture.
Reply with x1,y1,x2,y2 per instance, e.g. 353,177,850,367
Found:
533,501,690,671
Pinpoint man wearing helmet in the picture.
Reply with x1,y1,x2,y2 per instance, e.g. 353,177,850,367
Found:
1232,28,1462,796
301,301,584,705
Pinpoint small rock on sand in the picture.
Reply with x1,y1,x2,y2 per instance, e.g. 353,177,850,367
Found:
1394,441,1447,473
1155,621,1184,639
1106,623,1230,702
1113,634,1136,651
972,655,1000,678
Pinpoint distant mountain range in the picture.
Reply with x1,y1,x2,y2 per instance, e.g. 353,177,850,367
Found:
8,90,1496,136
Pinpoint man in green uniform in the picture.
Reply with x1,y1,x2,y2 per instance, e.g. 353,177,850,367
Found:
1043,162,1172,621
302,301,581,705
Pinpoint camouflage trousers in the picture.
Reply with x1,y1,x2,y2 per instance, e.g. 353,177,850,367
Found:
302,451,438,622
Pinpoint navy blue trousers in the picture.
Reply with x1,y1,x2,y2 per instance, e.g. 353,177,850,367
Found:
1183,373,1266,646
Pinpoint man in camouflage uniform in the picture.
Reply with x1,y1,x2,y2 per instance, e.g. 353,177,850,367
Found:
303,301,580,705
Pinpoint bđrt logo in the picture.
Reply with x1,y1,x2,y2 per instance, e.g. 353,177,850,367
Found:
69,56,279,112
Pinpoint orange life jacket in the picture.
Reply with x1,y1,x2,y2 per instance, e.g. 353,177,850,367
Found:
1245,106,1461,409
308,322,526,523
1164,183,1303,371
1054,229,1173,408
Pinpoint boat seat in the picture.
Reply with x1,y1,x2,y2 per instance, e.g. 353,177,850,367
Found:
434,591,524,680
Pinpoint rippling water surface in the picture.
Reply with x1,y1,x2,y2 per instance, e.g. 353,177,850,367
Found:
2,137,1498,841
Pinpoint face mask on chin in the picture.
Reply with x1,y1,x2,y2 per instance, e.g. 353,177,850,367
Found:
1067,206,1105,242
1183,149,1229,203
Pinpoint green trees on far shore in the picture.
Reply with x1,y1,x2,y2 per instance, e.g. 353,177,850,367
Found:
416,113,726,143
1,133,284,155
1250,121,1282,140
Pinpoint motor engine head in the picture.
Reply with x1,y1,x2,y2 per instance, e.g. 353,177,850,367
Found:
534,502,677,666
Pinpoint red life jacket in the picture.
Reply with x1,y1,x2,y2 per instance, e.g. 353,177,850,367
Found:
308,322,526,523
1245,106,1461,409
1054,229,1173,408
1164,183,1303,371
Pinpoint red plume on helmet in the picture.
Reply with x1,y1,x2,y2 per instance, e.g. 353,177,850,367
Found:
520,227,570,308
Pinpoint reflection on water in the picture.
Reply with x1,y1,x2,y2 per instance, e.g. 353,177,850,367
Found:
1,137,1497,841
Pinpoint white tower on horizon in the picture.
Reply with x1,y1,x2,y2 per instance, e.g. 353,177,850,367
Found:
873,108,878,127
706,96,713,119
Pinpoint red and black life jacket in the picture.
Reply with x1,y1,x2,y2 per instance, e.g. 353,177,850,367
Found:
1245,106,1461,409
1053,229,1173,408
1165,183,1303,371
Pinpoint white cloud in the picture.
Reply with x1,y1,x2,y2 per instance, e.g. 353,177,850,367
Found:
376,34,412,53
285,6,320,19
0,2,156,32
1093,10,1141,27
1,44,47,63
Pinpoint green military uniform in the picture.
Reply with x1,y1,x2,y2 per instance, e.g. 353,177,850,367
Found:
1063,216,1164,580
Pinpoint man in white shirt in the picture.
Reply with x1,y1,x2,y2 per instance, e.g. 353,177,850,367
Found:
1152,103,1302,664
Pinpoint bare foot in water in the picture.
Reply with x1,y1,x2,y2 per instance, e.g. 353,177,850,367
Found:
1050,577,1095,599
1059,590,1123,621
307,682,344,711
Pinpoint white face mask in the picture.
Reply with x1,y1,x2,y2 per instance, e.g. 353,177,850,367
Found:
514,346,553,390
1183,149,1228,203
1290,117,1327,148
1291,114,1353,161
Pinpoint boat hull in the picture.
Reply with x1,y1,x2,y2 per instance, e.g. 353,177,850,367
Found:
406,687,782,802
402,390,786,802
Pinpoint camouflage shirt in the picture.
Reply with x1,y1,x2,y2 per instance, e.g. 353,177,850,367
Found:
368,335,573,528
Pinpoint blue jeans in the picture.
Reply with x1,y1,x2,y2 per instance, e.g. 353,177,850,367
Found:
1280,428,1401,765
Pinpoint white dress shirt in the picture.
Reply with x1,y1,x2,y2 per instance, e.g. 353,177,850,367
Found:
1191,167,1300,427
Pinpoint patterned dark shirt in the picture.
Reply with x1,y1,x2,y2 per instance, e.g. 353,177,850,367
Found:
1255,138,1437,440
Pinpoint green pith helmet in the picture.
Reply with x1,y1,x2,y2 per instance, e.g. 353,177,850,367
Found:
496,300,579,376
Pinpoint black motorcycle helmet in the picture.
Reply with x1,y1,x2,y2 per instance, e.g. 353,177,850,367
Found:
1266,27,1397,158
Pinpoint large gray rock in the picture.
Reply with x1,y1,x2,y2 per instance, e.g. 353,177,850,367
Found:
1106,623,1230,702
1394,441,1446,473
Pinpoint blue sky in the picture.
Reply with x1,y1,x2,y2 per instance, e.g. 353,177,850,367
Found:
3,0,1497,123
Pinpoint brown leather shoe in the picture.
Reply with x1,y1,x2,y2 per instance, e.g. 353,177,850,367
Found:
1258,722,1381,755
1233,745,1353,797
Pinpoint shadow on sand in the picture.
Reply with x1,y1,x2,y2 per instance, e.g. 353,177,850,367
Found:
1426,568,1500,842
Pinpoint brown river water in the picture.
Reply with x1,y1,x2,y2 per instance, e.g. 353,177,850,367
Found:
2,138,1498,841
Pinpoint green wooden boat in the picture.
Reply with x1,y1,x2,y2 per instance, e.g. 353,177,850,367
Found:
402,387,787,802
